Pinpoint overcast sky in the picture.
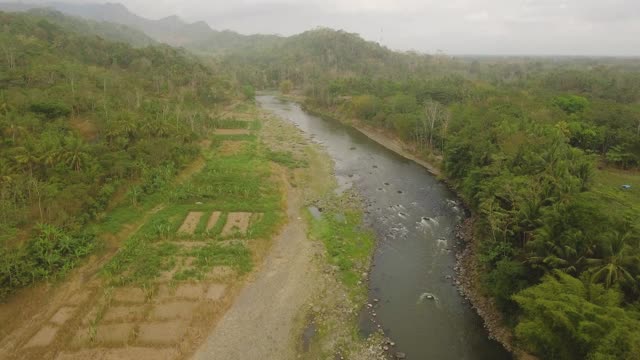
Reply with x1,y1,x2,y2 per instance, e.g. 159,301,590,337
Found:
35,0,640,55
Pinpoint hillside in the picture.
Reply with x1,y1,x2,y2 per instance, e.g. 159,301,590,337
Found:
0,10,236,299
18,7,156,47
223,27,442,90
0,2,282,54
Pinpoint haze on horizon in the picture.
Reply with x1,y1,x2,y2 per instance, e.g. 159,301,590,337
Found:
16,0,640,56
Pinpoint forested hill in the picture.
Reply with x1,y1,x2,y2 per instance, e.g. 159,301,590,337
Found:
0,11,236,299
223,28,439,90
2,8,157,47
0,2,282,54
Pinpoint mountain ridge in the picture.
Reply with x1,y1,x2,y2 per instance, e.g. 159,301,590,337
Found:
0,1,282,53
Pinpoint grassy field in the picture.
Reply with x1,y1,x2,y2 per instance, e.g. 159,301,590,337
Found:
588,167,639,221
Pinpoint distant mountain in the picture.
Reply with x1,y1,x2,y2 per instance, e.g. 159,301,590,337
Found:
6,7,157,47
0,2,281,54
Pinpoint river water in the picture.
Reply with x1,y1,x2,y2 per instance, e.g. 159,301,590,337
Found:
258,95,510,360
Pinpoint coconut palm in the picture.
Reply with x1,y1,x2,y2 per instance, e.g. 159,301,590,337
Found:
588,231,637,289
58,137,89,172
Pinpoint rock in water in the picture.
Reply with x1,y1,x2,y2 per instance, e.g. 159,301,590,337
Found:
396,352,407,359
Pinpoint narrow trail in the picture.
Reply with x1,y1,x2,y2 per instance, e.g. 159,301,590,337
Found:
193,173,320,360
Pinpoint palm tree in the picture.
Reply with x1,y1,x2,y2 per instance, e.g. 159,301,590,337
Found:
527,204,596,275
588,231,637,289
14,142,41,179
58,137,89,172
530,239,594,276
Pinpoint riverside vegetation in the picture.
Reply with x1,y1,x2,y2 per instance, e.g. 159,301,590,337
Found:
228,29,640,359
1,6,640,360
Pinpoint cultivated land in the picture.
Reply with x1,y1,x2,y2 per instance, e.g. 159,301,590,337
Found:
0,100,384,360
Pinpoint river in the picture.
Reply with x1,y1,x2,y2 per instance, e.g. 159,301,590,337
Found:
257,95,510,360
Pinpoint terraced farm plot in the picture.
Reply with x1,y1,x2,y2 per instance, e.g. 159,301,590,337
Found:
68,279,229,351
4,106,292,360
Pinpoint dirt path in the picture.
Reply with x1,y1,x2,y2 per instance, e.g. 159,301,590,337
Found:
193,173,320,360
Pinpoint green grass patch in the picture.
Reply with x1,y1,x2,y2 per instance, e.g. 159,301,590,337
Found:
212,118,260,131
308,194,374,301
587,167,639,220
207,212,227,237
194,243,252,273
212,133,257,143
266,150,309,169
193,211,210,236
102,238,179,286
173,243,252,281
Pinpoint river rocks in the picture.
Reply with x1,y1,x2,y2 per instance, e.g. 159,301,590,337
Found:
395,352,407,359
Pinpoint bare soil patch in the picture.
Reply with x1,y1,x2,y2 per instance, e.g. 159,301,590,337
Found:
221,212,252,236
49,307,76,326
138,321,187,345
175,284,204,300
102,305,146,323
150,301,197,320
24,326,59,348
112,287,147,304
93,323,134,345
205,284,227,301
66,293,90,306
178,212,204,235
213,129,251,135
